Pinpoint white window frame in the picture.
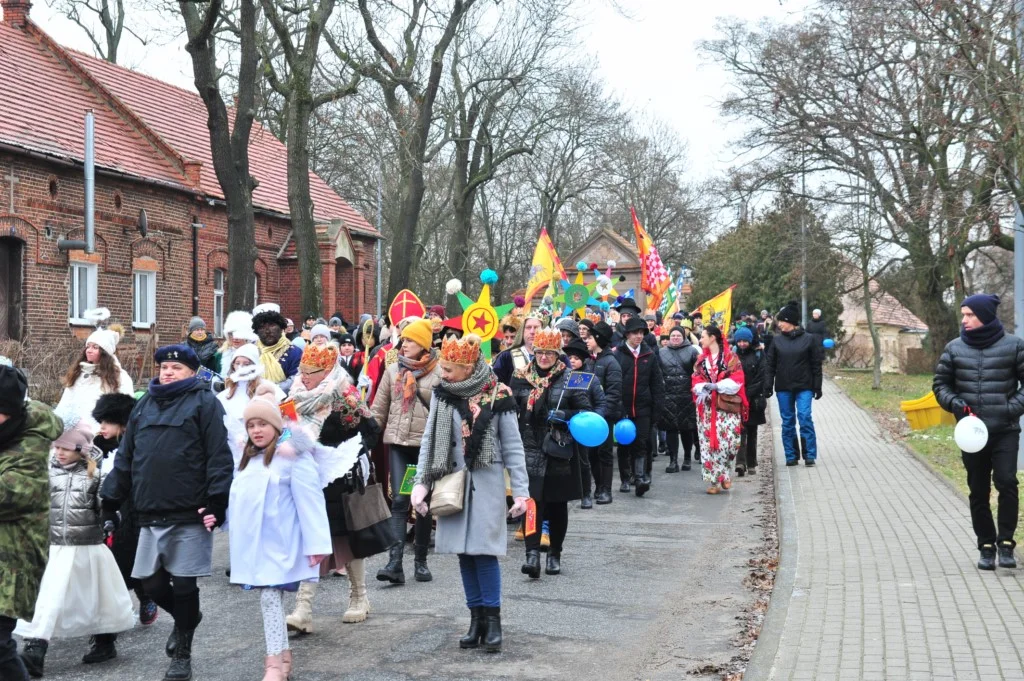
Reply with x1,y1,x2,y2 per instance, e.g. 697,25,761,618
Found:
132,270,156,329
68,262,97,325
253,274,259,308
213,269,225,337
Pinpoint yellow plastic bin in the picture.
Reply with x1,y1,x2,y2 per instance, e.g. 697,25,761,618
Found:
900,392,956,430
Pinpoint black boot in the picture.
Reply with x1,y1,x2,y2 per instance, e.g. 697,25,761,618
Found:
998,542,1017,568
594,487,612,504
665,454,679,473
413,542,433,582
580,494,593,509
634,458,650,497
19,638,46,678
521,549,541,579
979,544,997,570
377,517,406,584
545,552,561,575
459,607,485,649
619,480,630,493
82,633,117,664
595,465,613,504
482,606,502,653
681,456,692,471
165,611,201,658
163,629,193,681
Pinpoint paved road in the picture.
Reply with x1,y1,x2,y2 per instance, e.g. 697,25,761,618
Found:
748,379,1024,681
28,443,771,681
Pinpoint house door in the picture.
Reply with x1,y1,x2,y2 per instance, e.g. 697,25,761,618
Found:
0,237,24,341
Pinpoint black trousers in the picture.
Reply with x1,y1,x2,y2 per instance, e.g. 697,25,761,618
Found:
738,424,759,470
140,570,200,631
962,430,1020,548
588,436,614,490
665,429,695,462
0,615,28,681
579,446,593,497
619,415,651,480
525,501,569,554
389,444,432,549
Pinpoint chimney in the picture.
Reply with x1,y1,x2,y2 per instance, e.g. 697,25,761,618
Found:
1,0,31,27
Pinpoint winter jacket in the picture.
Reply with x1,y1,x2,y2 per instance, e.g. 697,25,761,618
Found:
0,401,63,620
510,365,591,502
658,342,699,431
370,360,441,447
765,328,823,394
48,459,104,546
736,345,767,426
101,379,233,526
187,336,221,373
574,361,608,419
337,352,365,384
933,334,1024,435
616,343,666,421
53,364,134,431
805,318,828,341
592,348,623,423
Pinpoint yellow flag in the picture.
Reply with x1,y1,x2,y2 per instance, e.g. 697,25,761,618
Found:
695,286,735,332
524,227,567,302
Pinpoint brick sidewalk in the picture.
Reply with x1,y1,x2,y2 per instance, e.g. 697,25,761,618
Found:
750,379,1024,681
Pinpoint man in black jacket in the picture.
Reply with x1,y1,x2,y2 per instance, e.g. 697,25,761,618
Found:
765,301,823,466
586,321,623,504
101,344,233,681
616,316,665,497
934,294,1024,570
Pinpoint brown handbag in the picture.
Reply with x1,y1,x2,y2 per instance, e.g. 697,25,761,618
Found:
716,392,743,414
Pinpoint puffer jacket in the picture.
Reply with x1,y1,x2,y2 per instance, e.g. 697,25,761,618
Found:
658,341,699,431
102,378,233,526
616,343,666,420
0,400,63,620
510,365,591,482
592,348,623,422
736,345,767,426
933,334,1024,434
49,458,104,546
765,328,823,394
370,359,441,447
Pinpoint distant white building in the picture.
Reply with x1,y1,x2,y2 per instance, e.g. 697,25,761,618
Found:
836,274,928,373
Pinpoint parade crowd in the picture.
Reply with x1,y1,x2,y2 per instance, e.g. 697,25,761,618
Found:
0,293,830,681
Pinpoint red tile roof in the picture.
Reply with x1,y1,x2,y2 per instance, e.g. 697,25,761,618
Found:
0,18,377,235
841,269,928,331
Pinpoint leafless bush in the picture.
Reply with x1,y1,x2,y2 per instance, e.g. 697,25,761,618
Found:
1,337,84,406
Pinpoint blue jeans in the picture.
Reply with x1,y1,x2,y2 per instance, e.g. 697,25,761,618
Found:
458,554,501,608
776,390,817,461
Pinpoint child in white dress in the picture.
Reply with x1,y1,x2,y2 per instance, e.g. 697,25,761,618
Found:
228,385,331,681
16,422,134,676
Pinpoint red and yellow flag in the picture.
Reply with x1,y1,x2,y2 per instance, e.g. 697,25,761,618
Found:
631,207,670,311
524,227,567,303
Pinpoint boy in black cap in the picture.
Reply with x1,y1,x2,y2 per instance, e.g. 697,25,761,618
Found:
615,316,665,497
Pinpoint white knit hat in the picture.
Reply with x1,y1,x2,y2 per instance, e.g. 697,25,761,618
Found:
310,323,331,342
86,328,119,358
232,343,260,368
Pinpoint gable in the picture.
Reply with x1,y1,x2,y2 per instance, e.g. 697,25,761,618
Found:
567,228,640,270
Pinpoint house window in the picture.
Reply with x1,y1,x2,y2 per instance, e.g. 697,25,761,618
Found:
133,271,156,328
213,269,225,337
68,262,97,324
253,274,260,307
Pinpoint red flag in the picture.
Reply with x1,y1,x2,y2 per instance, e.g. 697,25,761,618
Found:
631,207,670,310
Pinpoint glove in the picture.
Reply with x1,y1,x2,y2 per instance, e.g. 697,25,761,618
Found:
548,409,567,424
814,390,822,401
411,484,430,517
508,496,530,518
359,416,381,450
199,498,227,531
705,382,718,393
100,507,119,532
951,398,968,415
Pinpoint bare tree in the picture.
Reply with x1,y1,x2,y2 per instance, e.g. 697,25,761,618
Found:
46,0,146,62
179,0,259,311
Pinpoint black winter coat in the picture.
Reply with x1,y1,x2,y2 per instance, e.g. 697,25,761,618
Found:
658,342,698,431
616,343,666,420
805,318,828,340
592,348,623,422
736,345,767,426
765,328,823,394
510,364,591,503
933,334,1024,435
102,379,233,526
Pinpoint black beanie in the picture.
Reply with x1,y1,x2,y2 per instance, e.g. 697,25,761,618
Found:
92,393,137,427
961,294,1000,325
0,365,28,416
592,321,613,348
777,300,801,325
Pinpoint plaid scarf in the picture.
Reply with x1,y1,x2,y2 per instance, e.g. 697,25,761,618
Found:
419,359,512,484
513,359,567,413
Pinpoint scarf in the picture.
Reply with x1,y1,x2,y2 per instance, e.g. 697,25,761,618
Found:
693,347,748,450
514,359,567,414
258,335,291,383
148,376,200,400
395,349,439,413
961,318,1005,349
420,359,512,484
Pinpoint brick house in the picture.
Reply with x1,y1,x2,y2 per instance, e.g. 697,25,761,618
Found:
0,0,379,375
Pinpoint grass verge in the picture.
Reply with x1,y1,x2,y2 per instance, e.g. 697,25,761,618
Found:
830,369,1022,544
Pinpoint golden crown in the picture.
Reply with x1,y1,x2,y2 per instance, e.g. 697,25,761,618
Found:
440,334,481,366
300,343,338,372
533,328,563,352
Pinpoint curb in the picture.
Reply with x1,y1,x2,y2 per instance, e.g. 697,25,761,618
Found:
741,398,797,681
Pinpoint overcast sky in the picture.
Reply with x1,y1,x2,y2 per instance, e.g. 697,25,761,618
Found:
31,0,809,181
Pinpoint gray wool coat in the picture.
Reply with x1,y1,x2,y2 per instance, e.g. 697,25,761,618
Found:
416,395,530,556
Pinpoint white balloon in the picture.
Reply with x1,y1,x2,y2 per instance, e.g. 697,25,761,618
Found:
954,414,988,454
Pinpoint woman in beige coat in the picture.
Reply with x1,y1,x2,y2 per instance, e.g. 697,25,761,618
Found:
370,319,441,584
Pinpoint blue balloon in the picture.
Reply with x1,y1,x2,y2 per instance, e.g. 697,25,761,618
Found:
569,412,609,447
613,418,637,445
823,338,835,349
